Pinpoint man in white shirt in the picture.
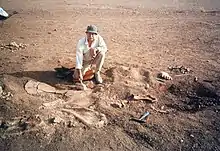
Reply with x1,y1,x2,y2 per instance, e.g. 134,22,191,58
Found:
73,25,107,85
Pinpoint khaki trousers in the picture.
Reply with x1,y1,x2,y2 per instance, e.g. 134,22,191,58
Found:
73,51,106,79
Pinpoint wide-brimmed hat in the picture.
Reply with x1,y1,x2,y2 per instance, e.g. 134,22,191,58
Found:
86,25,98,34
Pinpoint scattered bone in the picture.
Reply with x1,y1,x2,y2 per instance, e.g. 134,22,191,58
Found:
174,74,190,77
168,65,190,74
25,80,63,95
25,80,40,95
37,82,56,93
62,107,107,128
128,94,157,103
9,42,19,48
0,42,27,51
150,105,174,114
55,89,68,94
40,99,65,109
158,72,172,80
65,89,92,98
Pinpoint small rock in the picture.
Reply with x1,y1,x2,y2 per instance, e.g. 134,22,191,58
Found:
194,76,198,82
9,42,19,48
5,97,10,101
145,83,150,89
190,134,194,138
88,105,96,110
5,92,11,97
48,32,52,34
186,68,190,72
0,121,9,129
19,43,27,48
48,116,63,124
111,39,116,42
180,139,184,143
1,95,6,99
0,86,3,95
67,121,76,128
54,117,63,123
111,102,122,108
18,119,29,130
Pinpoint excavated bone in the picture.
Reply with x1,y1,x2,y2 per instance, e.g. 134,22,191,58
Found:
159,72,172,80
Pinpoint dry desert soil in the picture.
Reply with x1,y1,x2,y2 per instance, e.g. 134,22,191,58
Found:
0,0,220,151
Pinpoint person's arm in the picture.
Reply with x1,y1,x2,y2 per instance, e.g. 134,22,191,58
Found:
95,35,107,53
75,39,83,70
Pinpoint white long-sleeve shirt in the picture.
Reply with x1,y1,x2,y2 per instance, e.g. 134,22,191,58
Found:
75,34,107,69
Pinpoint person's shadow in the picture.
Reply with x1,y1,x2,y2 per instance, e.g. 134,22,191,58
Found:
9,67,75,86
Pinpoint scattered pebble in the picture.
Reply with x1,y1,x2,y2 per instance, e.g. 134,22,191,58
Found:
48,116,64,124
111,102,123,108
67,121,76,128
53,116,63,123
0,86,3,95
190,134,194,138
194,76,198,82
168,65,191,74
0,89,13,100
0,42,27,51
111,39,116,42
145,83,150,89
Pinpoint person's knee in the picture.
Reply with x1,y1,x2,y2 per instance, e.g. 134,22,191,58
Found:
98,51,105,57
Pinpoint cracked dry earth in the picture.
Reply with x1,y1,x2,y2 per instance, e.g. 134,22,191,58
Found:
1,0,220,151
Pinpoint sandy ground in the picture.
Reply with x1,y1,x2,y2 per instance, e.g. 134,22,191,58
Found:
0,0,220,151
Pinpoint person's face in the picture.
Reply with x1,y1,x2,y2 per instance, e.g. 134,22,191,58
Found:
86,32,96,41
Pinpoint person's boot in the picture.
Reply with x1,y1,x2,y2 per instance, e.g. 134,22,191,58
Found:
95,71,103,84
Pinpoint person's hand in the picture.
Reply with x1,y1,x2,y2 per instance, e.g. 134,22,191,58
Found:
89,48,97,58
78,69,83,81
73,69,83,81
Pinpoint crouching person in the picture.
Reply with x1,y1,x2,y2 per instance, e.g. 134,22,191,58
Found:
73,25,107,87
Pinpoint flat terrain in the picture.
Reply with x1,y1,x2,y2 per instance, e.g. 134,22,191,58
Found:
0,0,220,151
